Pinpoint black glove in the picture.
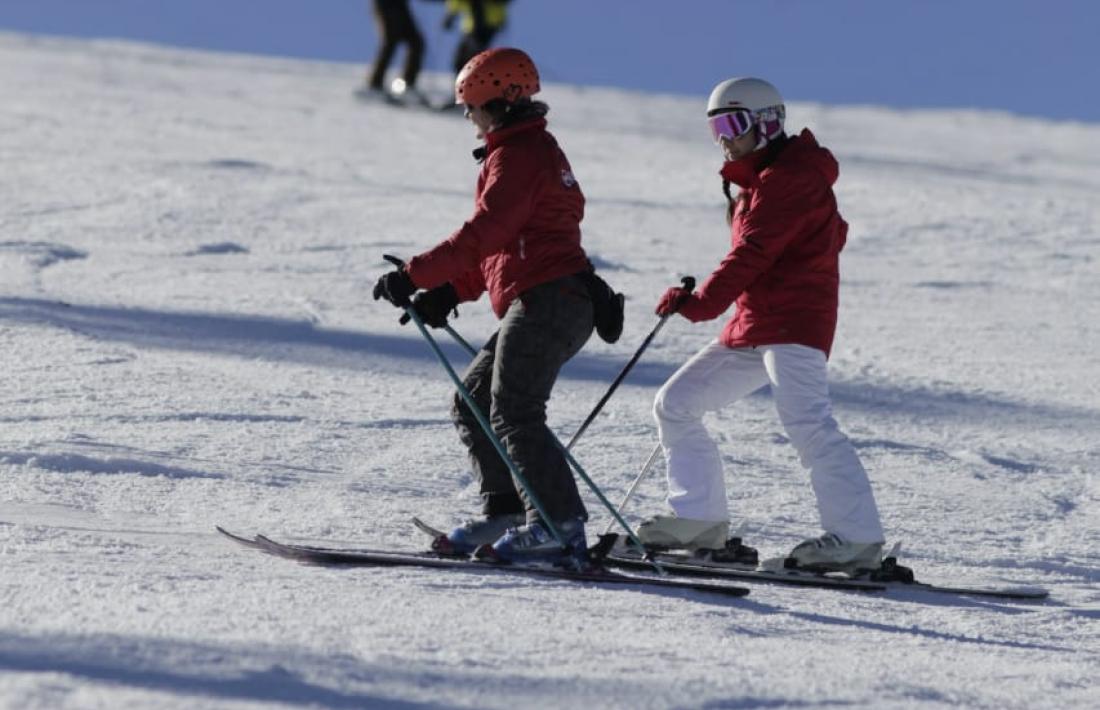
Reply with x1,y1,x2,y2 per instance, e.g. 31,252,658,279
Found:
372,268,416,307
400,283,459,328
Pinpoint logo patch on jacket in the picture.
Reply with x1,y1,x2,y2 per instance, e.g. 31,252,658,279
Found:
561,169,577,188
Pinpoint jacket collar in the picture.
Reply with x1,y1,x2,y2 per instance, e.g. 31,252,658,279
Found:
473,117,547,162
719,133,790,189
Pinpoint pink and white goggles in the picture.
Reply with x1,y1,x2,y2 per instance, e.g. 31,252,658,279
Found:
708,109,754,143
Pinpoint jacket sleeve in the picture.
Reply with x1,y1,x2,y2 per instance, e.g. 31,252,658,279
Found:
450,267,487,303
680,171,813,322
405,144,539,292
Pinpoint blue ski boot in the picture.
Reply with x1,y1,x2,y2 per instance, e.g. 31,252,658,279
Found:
444,513,525,555
488,517,589,569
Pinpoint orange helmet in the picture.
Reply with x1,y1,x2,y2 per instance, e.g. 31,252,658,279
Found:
454,47,540,107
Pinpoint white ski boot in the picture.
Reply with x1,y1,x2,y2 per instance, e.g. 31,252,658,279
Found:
787,532,883,573
636,515,730,551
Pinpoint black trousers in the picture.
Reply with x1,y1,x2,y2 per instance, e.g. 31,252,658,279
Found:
451,275,594,524
368,0,424,90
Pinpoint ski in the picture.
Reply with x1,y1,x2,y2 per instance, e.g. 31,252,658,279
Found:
599,536,1048,601
600,540,887,593
411,518,885,593
216,527,750,599
352,87,463,114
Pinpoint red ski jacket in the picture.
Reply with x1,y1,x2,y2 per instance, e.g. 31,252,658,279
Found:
406,118,590,317
677,129,849,356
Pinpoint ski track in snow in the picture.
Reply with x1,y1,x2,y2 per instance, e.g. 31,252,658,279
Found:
1,32,1099,709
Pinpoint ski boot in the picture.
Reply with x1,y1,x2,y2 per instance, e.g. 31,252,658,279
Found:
784,532,884,574
437,513,525,556
635,515,729,551
480,517,589,570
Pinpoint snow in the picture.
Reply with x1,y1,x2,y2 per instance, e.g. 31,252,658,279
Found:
2,31,1098,709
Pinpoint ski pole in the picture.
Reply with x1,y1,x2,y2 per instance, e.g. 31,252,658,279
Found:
382,258,570,550
446,275,695,454
600,442,662,536
563,276,695,451
443,323,667,574
441,276,698,570
405,307,569,549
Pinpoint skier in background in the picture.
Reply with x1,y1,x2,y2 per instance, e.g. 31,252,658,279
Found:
373,48,621,568
636,77,887,573
441,0,512,79
358,0,429,105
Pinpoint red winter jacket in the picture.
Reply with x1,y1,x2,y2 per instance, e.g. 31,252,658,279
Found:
405,118,590,317
677,129,849,356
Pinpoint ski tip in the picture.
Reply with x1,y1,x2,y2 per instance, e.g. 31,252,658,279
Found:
411,516,447,538
215,526,265,549
215,525,241,539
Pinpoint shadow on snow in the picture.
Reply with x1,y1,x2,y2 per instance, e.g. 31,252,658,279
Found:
2,296,1096,429
0,631,442,709
0,296,673,386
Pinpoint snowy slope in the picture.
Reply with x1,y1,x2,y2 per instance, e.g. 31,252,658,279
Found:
2,32,1098,710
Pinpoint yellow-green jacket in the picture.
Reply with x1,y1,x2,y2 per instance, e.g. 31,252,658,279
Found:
446,0,509,33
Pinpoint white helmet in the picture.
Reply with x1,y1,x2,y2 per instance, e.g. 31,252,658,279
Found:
706,77,786,145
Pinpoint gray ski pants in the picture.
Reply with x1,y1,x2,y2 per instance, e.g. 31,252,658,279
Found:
451,274,594,525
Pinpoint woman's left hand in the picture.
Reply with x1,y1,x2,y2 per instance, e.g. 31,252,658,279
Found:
373,269,417,307
655,287,693,316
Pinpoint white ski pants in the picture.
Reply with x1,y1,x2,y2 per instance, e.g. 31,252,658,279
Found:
654,341,885,543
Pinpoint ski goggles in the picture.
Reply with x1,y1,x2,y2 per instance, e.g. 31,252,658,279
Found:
708,109,755,143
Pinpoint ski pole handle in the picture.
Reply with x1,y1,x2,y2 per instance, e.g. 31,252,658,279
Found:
381,254,439,328
672,275,696,314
